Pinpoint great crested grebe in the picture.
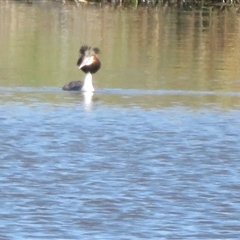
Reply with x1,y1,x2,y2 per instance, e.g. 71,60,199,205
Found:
62,45,101,92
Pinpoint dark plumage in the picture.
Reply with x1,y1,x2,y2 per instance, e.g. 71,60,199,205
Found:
62,80,83,91
62,45,101,91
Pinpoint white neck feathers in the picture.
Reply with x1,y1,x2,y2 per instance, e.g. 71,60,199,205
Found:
81,72,94,92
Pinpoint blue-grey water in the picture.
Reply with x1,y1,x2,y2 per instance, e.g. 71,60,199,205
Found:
1,1,240,239
1,87,240,239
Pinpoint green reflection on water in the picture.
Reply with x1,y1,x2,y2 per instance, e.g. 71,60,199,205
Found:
0,1,240,108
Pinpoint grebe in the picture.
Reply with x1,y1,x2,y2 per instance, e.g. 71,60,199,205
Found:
62,45,101,92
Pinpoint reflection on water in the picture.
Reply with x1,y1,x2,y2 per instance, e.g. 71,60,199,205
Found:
82,92,94,110
1,1,240,94
1,86,240,109
1,1,240,239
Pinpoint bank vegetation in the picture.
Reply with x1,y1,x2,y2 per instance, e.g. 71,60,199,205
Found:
12,0,240,10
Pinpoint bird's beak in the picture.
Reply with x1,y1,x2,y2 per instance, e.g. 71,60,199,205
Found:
78,61,85,69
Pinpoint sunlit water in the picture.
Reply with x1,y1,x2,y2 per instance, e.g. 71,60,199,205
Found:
1,1,240,239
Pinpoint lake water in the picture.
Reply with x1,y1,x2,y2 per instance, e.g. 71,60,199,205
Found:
1,1,240,239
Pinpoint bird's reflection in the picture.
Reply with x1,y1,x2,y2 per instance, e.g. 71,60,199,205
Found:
82,92,93,110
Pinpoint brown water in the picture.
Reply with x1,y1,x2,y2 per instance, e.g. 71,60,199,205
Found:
1,1,240,239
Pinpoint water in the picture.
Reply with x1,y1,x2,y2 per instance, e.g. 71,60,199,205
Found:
1,1,240,239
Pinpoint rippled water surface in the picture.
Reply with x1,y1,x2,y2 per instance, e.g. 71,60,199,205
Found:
1,1,240,239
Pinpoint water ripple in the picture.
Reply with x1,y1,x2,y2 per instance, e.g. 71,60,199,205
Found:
1,96,240,239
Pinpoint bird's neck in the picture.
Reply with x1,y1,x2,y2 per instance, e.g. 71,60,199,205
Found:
81,72,94,92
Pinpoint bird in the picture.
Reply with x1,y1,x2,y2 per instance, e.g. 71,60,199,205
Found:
62,45,101,92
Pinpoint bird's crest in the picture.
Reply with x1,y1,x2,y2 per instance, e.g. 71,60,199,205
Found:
79,45,100,56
